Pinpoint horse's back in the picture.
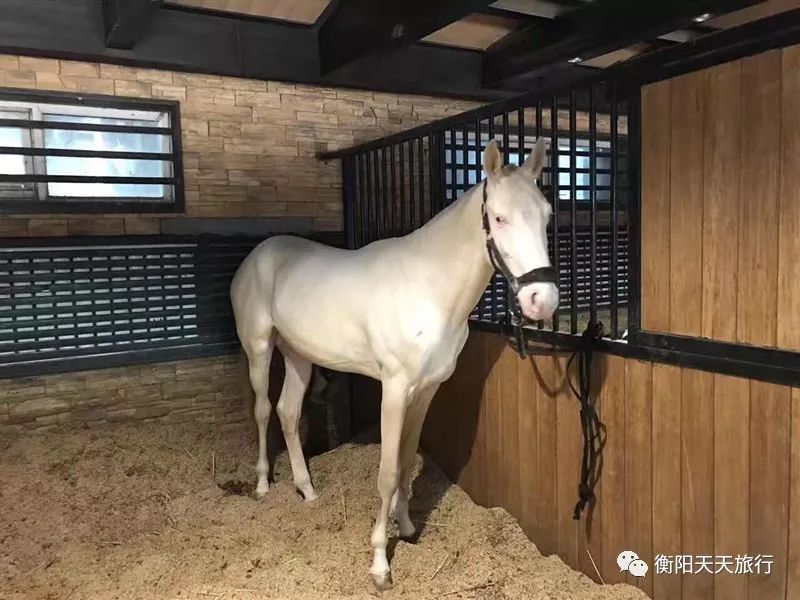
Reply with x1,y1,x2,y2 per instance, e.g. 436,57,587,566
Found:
233,235,341,294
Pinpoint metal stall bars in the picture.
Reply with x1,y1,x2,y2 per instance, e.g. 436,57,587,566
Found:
324,77,634,348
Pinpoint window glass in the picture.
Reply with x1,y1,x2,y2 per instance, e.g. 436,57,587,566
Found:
43,113,169,198
0,93,179,211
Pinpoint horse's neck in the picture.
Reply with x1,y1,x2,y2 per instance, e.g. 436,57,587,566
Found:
402,184,495,325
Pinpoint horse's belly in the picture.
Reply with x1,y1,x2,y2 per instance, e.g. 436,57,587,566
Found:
274,308,380,378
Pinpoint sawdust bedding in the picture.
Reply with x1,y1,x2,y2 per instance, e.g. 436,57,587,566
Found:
0,421,647,600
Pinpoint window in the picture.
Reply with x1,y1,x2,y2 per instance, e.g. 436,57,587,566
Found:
0,89,183,213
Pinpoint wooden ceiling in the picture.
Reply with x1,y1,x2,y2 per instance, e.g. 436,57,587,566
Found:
168,0,536,49
707,0,800,29
422,14,519,50
169,0,331,24
7,0,790,103
166,0,800,61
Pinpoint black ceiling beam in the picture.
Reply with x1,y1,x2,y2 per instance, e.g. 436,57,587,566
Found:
0,0,511,102
613,7,800,86
480,6,548,24
103,0,163,49
318,0,496,76
483,0,763,86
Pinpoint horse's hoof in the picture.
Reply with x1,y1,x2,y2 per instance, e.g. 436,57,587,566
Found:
372,571,393,591
252,485,269,500
399,531,418,544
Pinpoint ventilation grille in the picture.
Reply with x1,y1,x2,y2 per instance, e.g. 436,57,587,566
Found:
0,236,259,377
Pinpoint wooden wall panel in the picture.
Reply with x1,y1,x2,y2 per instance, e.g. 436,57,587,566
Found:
788,388,800,599
713,374,750,600
483,335,505,508
749,381,791,600
651,363,682,600
640,80,672,332
451,333,488,502
579,352,605,583
701,61,741,343
498,345,522,520
423,332,800,600
681,370,715,600
533,354,560,556
598,354,627,584
517,356,540,542
737,50,781,348
555,355,580,570
625,360,653,595
778,46,800,351
669,71,705,337
641,46,800,352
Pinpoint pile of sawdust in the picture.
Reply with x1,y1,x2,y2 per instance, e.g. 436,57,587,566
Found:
0,422,647,600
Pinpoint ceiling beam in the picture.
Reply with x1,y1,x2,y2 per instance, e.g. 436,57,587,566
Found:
480,6,547,24
103,0,163,49
0,0,511,102
483,0,762,86
488,0,578,20
614,7,800,84
317,0,496,76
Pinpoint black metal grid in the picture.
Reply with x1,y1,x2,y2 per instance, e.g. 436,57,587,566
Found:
0,87,184,214
0,235,259,378
336,80,632,342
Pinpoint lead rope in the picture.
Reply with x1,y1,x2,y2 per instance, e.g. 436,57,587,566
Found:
482,179,604,520
501,282,606,520
567,321,606,520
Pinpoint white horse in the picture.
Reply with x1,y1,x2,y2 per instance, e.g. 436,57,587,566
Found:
230,138,558,589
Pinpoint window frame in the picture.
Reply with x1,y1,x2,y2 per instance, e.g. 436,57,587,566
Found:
0,87,184,214
0,106,35,198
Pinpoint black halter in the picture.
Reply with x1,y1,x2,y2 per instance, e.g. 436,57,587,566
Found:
481,180,557,356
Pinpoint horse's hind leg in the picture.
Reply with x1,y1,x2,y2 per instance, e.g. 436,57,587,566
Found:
275,339,317,501
243,334,275,499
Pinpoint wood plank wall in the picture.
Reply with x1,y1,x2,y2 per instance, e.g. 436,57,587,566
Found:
640,46,800,351
421,331,800,600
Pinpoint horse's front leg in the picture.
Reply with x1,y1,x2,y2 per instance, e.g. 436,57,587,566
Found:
370,377,409,590
392,383,440,541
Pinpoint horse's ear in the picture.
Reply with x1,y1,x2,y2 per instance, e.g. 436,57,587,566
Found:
483,139,503,177
521,137,547,179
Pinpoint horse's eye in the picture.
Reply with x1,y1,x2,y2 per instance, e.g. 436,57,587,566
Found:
495,215,507,225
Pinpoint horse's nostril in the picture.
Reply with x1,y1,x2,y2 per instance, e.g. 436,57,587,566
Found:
531,292,539,305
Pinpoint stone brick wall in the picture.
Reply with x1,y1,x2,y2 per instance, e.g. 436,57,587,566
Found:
0,354,250,434
0,54,480,235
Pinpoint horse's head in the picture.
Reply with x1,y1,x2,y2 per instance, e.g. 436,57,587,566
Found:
482,138,559,322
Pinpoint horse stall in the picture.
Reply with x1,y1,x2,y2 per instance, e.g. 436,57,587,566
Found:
321,6,800,600
1,2,799,600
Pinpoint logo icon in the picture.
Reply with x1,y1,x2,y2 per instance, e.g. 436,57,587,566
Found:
617,551,649,578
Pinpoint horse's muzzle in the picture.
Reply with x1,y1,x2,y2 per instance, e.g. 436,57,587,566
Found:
517,282,559,322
